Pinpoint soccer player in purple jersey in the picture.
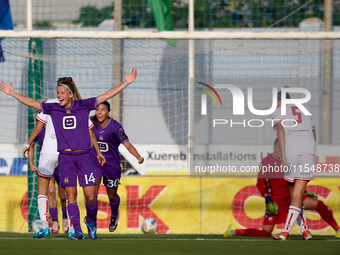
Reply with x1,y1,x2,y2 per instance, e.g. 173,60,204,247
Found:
0,69,137,240
90,101,144,232
23,79,84,239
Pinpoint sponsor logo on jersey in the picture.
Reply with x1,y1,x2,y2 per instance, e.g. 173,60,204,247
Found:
63,116,76,129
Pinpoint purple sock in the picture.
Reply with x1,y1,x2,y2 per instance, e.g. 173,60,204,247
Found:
49,207,58,222
110,195,120,216
62,207,67,219
67,203,81,232
85,201,98,224
93,195,98,224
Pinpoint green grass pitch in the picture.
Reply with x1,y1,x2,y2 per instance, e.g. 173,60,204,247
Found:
1,233,339,255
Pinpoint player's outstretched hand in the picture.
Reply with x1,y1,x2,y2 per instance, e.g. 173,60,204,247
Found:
0,81,14,95
138,157,144,164
124,69,137,85
97,153,106,167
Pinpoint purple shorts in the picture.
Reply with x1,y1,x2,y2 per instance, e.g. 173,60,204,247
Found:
58,150,97,187
102,167,121,189
91,152,103,182
52,166,63,188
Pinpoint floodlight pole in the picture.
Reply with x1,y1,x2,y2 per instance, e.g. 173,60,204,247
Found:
188,0,195,175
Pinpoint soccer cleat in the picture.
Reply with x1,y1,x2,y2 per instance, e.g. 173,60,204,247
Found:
33,227,50,239
84,216,97,239
68,231,85,240
302,230,312,240
336,231,340,238
51,221,59,234
67,232,74,239
223,224,236,237
62,219,69,234
272,232,289,241
109,213,119,232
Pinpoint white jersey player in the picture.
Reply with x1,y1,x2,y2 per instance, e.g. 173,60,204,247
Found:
35,98,59,177
271,91,317,241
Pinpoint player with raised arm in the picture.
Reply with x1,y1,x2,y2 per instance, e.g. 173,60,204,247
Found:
0,69,137,240
26,108,95,237
23,78,85,238
224,139,340,238
90,101,144,232
272,90,317,240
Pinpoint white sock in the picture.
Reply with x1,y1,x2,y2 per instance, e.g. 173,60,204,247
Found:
66,200,75,233
38,195,49,229
296,206,309,232
284,206,301,234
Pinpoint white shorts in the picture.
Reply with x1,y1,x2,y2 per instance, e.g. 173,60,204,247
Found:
37,153,58,178
284,154,315,182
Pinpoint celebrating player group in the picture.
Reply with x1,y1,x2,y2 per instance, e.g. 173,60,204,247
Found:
0,69,144,240
1,74,338,240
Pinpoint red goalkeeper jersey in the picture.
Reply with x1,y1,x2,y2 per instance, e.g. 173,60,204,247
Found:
256,153,290,202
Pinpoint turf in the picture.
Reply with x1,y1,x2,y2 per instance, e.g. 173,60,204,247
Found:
0,233,339,255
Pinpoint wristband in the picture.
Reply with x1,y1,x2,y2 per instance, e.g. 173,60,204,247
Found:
24,143,31,148
265,196,273,204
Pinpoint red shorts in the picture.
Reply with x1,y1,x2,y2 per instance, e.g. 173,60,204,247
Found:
263,196,308,225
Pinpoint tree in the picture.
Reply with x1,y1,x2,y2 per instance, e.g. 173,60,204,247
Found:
73,1,333,29
73,5,114,27
33,21,53,28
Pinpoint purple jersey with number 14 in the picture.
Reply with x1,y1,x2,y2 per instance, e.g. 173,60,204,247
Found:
40,97,97,151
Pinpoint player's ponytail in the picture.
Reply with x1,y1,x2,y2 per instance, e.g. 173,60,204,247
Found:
90,115,99,128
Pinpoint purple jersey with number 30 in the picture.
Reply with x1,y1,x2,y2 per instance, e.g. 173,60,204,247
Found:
41,98,97,151
92,118,129,172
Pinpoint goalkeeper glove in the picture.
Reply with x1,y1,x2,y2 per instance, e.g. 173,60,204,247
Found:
265,196,278,215
305,191,318,200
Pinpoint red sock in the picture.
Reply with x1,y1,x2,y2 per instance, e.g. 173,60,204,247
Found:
235,229,271,237
316,200,340,232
